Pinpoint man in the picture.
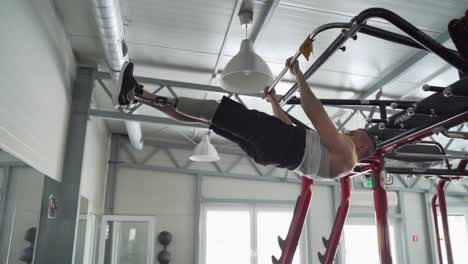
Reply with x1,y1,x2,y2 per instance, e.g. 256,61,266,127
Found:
115,58,376,179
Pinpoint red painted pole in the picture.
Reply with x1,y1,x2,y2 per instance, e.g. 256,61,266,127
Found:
278,176,314,264
371,154,393,264
437,180,454,264
431,194,444,264
321,176,351,264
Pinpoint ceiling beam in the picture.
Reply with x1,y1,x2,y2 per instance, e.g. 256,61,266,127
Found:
89,109,208,128
96,71,360,95
249,0,281,44
356,33,451,100
96,72,227,94
120,136,247,156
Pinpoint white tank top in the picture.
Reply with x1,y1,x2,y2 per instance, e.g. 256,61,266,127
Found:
294,130,331,180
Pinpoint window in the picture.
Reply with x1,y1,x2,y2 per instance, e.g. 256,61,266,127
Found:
205,210,251,264
256,210,301,264
204,205,303,264
344,221,398,264
437,214,468,263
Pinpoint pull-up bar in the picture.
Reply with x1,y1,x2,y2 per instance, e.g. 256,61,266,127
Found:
267,8,467,105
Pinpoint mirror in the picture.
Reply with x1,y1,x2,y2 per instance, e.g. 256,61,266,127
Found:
74,196,89,264
0,148,45,264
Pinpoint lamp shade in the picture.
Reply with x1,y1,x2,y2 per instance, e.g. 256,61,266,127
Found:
220,39,274,94
189,135,220,162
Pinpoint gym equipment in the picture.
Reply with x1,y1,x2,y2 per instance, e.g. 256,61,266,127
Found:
157,231,172,264
19,227,36,264
269,8,468,264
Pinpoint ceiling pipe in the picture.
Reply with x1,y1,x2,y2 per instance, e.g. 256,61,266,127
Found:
91,0,144,150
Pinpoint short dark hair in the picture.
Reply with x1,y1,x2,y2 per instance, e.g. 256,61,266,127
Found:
359,129,377,155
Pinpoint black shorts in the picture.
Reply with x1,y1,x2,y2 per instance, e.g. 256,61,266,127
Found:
209,97,306,170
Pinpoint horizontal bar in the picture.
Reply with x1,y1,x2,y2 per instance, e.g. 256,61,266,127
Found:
442,130,468,139
201,197,297,205
89,109,208,128
385,167,468,177
392,151,468,160
286,98,417,107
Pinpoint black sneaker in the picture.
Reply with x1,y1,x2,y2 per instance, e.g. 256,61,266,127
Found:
114,61,143,108
449,10,468,63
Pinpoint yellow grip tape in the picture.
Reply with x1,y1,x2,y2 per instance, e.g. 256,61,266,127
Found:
300,38,314,61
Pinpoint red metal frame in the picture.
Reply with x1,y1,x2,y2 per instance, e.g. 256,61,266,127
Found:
436,180,454,264
369,153,393,264
431,194,444,264
318,176,351,264
276,176,314,264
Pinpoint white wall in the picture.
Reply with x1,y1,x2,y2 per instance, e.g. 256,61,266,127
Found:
0,0,76,181
114,168,196,264
81,118,110,213
401,192,432,264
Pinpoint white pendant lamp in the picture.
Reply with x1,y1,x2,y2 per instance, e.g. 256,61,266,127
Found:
219,2,274,94
189,134,220,162
220,39,274,94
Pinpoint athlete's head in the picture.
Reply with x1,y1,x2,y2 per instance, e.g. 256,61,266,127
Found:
345,129,376,160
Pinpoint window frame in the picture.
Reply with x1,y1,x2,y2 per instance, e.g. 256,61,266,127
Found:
201,203,306,264
437,207,468,264
343,215,402,264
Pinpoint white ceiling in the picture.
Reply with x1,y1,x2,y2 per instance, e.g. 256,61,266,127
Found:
53,0,468,151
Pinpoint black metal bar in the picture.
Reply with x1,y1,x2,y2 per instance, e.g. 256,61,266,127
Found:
359,25,459,54
422,84,446,93
286,98,417,107
368,119,388,124
359,25,426,50
379,103,388,120
384,167,468,177
376,111,468,150
355,8,468,73
287,113,312,130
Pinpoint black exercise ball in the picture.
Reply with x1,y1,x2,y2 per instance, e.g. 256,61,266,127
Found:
19,246,34,262
24,227,37,243
158,231,172,246
157,249,171,264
